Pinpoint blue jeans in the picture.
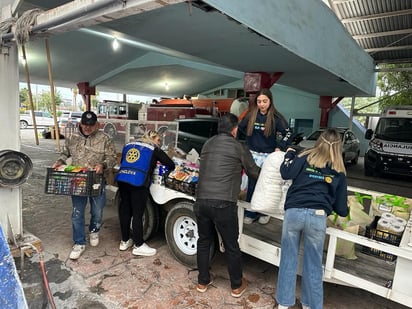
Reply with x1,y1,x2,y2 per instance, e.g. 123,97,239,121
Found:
276,208,327,309
71,186,106,245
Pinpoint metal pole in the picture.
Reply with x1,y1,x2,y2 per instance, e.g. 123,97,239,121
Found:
1,0,119,42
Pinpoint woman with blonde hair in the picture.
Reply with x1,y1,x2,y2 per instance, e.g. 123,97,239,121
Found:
115,129,175,256
275,128,349,309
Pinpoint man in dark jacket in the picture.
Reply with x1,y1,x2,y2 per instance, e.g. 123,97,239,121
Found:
194,113,260,298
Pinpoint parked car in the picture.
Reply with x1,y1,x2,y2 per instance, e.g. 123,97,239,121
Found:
298,127,360,164
58,111,83,137
42,111,83,139
20,110,55,129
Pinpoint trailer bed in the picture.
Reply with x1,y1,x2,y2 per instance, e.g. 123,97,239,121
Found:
237,186,412,307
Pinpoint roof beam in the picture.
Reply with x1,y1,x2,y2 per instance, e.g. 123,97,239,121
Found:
2,0,185,42
353,28,412,40
365,45,412,53
340,9,412,24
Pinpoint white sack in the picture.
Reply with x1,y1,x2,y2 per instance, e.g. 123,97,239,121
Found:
251,151,292,215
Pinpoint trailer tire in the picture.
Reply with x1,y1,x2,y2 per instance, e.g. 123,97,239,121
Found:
165,201,216,268
114,190,159,241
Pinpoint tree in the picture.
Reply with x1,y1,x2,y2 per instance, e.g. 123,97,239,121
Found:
377,63,412,109
339,63,412,127
36,90,63,113
19,88,30,111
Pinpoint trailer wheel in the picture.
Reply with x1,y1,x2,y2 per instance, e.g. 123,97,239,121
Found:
114,190,159,241
165,201,216,268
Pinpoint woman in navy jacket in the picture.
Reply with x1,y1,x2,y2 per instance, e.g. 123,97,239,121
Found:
276,128,349,309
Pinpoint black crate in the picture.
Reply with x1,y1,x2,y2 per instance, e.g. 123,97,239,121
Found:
45,168,104,196
164,176,197,196
361,216,402,262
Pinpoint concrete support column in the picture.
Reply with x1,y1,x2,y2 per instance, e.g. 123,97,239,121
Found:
0,43,23,241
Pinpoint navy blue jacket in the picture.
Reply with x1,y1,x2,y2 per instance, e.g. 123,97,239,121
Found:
238,112,292,153
280,150,348,217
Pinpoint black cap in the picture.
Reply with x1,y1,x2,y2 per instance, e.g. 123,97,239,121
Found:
81,111,97,125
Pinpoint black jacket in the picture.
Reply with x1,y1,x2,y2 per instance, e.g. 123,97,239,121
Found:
196,133,260,202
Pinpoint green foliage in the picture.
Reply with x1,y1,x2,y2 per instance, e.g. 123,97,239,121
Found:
19,88,30,111
37,91,63,113
339,63,411,126
19,88,63,114
377,64,412,110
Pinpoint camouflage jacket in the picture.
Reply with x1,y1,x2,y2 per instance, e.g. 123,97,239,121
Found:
58,127,117,176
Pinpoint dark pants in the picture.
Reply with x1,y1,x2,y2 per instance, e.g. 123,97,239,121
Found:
194,199,243,289
245,177,258,219
117,181,148,247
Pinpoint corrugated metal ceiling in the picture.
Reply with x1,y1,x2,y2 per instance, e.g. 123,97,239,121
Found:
326,0,412,65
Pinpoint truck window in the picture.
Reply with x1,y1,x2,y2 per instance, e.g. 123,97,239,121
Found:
375,118,412,142
119,106,127,115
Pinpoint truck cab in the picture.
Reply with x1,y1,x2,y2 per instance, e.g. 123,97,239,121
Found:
19,110,55,129
364,106,412,177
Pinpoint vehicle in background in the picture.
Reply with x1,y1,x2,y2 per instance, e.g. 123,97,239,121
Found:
174,117,219,154
298,127,360,164
364,106,412,177
96,100,141,138
19,110,55,129
58,111,83,138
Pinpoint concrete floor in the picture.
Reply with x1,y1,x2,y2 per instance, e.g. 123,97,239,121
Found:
14,129,412,309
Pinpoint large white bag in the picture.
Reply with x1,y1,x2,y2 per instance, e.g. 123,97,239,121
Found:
251,151,292,215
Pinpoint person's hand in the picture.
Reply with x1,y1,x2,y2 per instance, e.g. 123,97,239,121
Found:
52,160,63,170
94,163,104,174
286,147,296,152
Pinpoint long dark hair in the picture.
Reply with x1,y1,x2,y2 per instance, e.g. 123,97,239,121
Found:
246,88,287,137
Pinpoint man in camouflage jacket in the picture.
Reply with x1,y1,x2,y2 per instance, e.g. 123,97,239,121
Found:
52,111,117,260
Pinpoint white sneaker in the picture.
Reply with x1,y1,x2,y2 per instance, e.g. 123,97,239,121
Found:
90,232,99,247
258,215,270,225
132,243,157,256
243,217,255,224
69,244,85,260
119,239,134,251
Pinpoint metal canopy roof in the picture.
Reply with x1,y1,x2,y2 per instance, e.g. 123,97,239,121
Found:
2,0,410,99
326,0,412,65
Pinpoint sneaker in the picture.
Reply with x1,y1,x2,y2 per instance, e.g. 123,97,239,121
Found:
258,215,270,225
243,216,256,224
69,244,85,260
196,280,213,293
231,278,246,298
132,243,157,256
89,232,99,247
119,239,134,251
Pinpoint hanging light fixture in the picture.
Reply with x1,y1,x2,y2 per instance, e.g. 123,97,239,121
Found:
112,38,120,51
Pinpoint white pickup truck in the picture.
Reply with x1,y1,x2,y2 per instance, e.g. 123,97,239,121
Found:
19,110,55,129
106,118,412,308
